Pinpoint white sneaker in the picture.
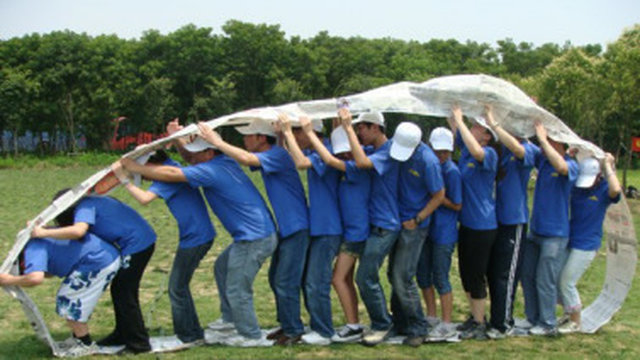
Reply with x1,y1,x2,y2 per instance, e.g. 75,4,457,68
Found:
485,327,507,340
426,316,441,328
513,318,533,329
529,325,558,336
56,336,78,351
558,321,580,334
63,339,99,358
223,334,274,347
428,322,457,340
150,335,203,353
362,328,391,346
208,318,234,331
301,331,332,345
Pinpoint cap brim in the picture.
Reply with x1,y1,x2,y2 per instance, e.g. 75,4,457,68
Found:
135,151,155,165
431,141,453,152
235,125,254,135
390,143,414,161
575,174,597,188
183,138,216,153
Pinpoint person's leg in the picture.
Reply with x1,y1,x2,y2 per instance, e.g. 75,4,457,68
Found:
169,241,212,343
520,234,541,325
333,248,359,324
226,234,277,338
432,243,455,323
304,235,342,338
536,236,569,328
355,228,399,331
558,248,596,325
273,230,310,337
268,237,281,326
214,244,234,323
416,237,437,318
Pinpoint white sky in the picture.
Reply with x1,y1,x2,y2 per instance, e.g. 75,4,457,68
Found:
1,0,638,47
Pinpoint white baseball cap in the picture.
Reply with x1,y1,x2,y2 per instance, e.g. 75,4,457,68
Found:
352,112,385,127
473,116,498,141
291,119,324,133
330,126,351,154
390,122,422,161
235,119,276,137
183,136,217,153
429,127,454,151
576,157,601,188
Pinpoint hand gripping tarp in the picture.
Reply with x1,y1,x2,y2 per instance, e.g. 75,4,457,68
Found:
1,74,635,356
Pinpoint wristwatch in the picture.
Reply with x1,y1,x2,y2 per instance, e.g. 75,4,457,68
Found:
414,215,423,225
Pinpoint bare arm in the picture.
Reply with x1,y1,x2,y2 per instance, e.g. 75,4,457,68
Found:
31,222,89,240
442,196,462,211
301,116,346,172
603,153,622,199
484,105,525,159
452,104,485,162
535,121,569,175
340,109,373,169
197,122,261,167
278,113,312,169
121,158,187,183
0,272,45,287
402,189,445,230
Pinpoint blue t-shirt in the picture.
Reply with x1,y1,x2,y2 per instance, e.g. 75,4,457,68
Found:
496,142,537,225
149,159,215,249
369,140,401,231
530,151,579,238
74,196,156,256
183,154,275,242
457,133,498,230
253,145,309,238
398,142,444,229
23,234,120,277
569,180,621,251
430,159,462,245
340,161,372,242
305,140,342,237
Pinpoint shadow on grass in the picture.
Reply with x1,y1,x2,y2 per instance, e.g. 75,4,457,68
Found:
0,335,52,359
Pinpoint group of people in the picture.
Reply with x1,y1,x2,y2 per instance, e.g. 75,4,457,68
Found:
0,104,622,355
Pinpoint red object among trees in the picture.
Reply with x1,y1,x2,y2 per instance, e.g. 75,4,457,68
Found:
632,137,640,153
109,116,166,151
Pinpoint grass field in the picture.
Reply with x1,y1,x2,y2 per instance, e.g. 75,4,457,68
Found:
0,164,639,359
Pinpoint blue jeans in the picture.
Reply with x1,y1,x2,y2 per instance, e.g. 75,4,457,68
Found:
303,235,341,338
558,248,596,314
389,227,429,337
416,238,455,295
355,227,400,331
521,233,568,328
268,229,310,337
214,233,277,338
170,241,213,343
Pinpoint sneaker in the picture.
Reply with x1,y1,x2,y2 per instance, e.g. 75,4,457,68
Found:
362,328,391,346
557,314,570,326
513,318,533,329
151,335,204,353
529,325,558,337
426,316,441,328
428,322,457,341
459,321,488,340
64,339,99,358
507,326,530,337
332,326,364,343
266,327,284,340
402,335,424,347
456,315,475,332
57,337,79,351
208,318,234,331
301,331,332,346
223,334,274,347
275,334,302,346
485,327,506,340
558,321,580,334
96,332,124,347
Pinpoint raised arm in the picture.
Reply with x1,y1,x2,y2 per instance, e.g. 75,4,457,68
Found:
121,157,187,183
534,120,569,175
166,118,198,164
197,122,261,167
452,104,485,162
31,222,89,240
278,113,312,169
484,105,525,159
340,109,373,169
301,116,346,172
603,153,622,199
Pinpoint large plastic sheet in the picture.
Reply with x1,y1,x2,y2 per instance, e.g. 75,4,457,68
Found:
1,74,635,356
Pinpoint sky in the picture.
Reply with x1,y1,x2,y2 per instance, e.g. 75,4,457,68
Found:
1,0,638,47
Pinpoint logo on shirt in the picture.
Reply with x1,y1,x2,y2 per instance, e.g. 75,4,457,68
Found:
510,156,516,162
551,172,559,177
409,168,420,177
589,195,599,201
467,162,475,168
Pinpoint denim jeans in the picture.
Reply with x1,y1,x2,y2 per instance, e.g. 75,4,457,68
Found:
558,248,596,314
355,227,400,331
416,238,455,295
303,235,341,338
268,229,310,337
214,233,277,338
169,241,213,343
521,233,568,328
389,227,429,337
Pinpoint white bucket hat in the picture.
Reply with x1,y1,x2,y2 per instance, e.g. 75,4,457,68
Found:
390,122,422,161
429,127,454,151
330,127,351,154
473,116,498,141
576,157,601,188
235,119,276,137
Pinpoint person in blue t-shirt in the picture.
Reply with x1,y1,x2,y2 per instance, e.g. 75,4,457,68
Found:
113,150,215,348
0,235,120,357
520,121,579,336
448,104,498,340
279,112,342,346
483,105,538,337
388,122,445,347
558,154,621,334
340,108,401,346
301,116,372,343
31,191,156,353
122,120,277,347
199,118,310,346
416,127,462,341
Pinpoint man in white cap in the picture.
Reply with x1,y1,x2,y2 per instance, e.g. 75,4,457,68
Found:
121,119,277,347
199,119,310,346
339,109,400,345
387,122,444,347
558,153,621,333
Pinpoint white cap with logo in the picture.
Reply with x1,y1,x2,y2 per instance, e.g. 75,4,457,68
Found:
352,112,385,127
390,122,422,161
576,157,601,188
330,126,351,154
235,119,276,137
429,127,454,151
183,136,217,153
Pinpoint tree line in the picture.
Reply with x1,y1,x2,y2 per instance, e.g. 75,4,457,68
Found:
0,20,638,159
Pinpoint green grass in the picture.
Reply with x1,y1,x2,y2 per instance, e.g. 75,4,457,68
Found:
0,166,639,359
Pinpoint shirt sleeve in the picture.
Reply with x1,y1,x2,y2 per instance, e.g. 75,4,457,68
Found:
23,242,48,274
308,151,328,177
74,201,96,226
148,181,176,200
522,142,538,168
344,160,364,182
567,158,579,182
183,161,218,188
446,166,463,205
424,154,444,194
481,146,498,172
256,147,289,175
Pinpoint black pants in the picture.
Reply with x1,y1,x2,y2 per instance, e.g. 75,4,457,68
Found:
487,224,526,332
110,244,155,352
457,226,497,299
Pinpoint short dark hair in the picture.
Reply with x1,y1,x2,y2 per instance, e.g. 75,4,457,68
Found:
265,135,276,145
147,150,169,164
53,188,77,227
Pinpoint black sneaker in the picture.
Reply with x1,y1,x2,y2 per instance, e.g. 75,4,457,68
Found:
97,332,124,347
333,326,364,343
459,321,488,341
456,315,475,332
